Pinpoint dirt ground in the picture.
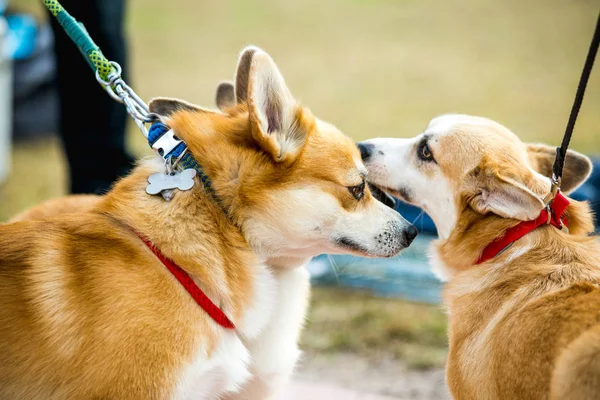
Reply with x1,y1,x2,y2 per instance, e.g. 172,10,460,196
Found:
295,352,449,400
295,287,449,398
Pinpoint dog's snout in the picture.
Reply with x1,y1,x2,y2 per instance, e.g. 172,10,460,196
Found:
358,142,375,161
403,225,418,245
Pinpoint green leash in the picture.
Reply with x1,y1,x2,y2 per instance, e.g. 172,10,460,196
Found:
43,0,156,137
44,0,116,82
42,0,214,204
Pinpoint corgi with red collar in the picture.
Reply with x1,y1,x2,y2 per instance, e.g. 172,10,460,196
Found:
0,47,415,399
359,114,600,399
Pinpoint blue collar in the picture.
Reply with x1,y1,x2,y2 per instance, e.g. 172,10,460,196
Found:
147,123,221,205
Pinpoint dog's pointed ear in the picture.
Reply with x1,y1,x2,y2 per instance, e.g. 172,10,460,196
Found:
239,47,309,163
215,81,235,110
234,47,258,104
465,167,545,221
526,143,592,194
149,97,210,117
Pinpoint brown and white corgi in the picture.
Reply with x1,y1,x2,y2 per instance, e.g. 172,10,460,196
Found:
359,114,600,399
0,47,416,399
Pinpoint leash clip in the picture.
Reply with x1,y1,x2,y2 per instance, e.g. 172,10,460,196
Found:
543,175,570,233
545,204,552,225
543,174,561,206
95,61,158,138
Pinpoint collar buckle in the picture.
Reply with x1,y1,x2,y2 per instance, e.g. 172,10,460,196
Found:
151,128,183,159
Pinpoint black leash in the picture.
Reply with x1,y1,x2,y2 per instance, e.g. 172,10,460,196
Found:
551,11,600,188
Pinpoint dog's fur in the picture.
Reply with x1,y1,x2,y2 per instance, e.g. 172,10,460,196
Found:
0,47,414,399
360,114,600,399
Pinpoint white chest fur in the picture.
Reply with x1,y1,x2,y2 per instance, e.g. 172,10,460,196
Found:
171,263,310,399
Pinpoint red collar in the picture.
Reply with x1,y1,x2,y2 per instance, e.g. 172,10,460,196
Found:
475,192,570,265
137,235,235,330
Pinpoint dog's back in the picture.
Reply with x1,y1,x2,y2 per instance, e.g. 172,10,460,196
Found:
445,247,600,399
0,215,215,399
552,318,600,399
9,195,100,223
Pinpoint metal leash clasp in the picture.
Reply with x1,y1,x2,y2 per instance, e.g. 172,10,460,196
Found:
95,61,159,138
542,174,569,232
543,174,561,206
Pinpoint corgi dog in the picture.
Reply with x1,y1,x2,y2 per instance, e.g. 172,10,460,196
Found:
0,47,416,400
359,114,600,399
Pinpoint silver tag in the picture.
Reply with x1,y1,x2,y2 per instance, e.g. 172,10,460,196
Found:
146,169,196,197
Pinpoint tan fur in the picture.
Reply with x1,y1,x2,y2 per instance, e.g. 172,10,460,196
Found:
432,122,600,399
0,47,402,399
362,115,599,399
9,195,100,222
0,123,262,399
0,212,229,399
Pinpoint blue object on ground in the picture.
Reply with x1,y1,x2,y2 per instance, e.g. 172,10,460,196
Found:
309,234,443,304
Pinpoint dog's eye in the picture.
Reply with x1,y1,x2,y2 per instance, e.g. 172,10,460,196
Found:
348,181,365,200
417,141,434,162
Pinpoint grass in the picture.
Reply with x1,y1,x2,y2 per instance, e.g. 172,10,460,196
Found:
303,287,448,370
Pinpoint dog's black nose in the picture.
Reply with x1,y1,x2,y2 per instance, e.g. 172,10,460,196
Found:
403,225,418,245
358,142,374,161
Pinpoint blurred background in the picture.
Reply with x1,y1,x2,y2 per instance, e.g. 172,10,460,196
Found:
1,0,599,398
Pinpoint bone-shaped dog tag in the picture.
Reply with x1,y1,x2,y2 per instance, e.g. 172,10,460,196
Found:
146,169,196,198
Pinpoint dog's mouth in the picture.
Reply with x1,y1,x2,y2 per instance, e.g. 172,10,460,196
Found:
368,182,414,205
368,182,397,209
334,237,372,256
332,237,398,259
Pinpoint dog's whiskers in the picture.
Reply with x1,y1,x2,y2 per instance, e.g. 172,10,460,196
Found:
327,254,342,285
411,210,425,233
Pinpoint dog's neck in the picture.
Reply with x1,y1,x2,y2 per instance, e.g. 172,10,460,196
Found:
266,255,312,269
97,160,252,311
431,198,596,280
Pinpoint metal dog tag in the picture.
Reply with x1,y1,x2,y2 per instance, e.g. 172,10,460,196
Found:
146,169,196,199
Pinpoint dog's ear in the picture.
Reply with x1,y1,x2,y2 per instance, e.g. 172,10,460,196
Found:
465,166,545,221
526,143,592,194
149,97,210,117
215,81,236,110
234,47,258,104
240,46,309,163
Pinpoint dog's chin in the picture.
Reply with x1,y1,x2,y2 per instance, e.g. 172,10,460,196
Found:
368,183,397,209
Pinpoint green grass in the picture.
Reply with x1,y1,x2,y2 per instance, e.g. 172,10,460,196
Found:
303,287,448,369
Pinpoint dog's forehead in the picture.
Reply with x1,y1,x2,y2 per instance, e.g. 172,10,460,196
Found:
302,118,365,180
425,114,522,152
425,114,496,136
315,118,361,157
